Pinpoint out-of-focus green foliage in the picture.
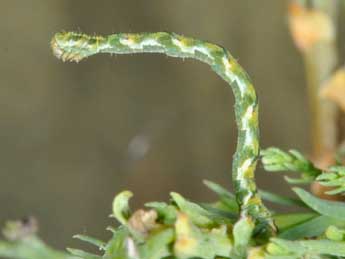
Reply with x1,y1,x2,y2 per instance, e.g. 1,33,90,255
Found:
4,176,345,258
0,218,74,259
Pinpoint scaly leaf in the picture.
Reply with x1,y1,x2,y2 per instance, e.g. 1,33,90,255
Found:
67,248,101,259
267,238,345,258
261,148,321,184
73,234,105,250
170,192,215,227
259,190,307,208
203,180,238,212
273,213,316,231
173,213,232,259
111,191,133,225
138,228,174,259
325,225,345,241
231,217,254,259
103,227,136,259
145,202,178,225
293,187,345,220
278,215,340,240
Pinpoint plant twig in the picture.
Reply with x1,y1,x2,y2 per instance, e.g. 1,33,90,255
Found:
289,1,339,159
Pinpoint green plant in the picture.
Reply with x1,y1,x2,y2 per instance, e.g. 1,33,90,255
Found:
3,19,345,259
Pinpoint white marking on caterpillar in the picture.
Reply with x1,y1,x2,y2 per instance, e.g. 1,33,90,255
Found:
242,192,252,206
192,46,213,59
120,38,163,50
242,106,254,130
237,158,254,205
222,56,232,70
140,39,162,47
235,78,246,96
98,42,111,50
172,38,212,59
173,39,194,55
172,38,185,50
237,158,252,180
222,56,237,84
120,37,136,47
244,130,254,147
221,56,247,95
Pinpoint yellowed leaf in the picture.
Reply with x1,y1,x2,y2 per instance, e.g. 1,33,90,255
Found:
288,2,335,52
321,68,345,112
248,247,265,259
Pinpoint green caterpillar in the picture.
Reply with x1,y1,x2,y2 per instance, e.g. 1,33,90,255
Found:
51,31,275,233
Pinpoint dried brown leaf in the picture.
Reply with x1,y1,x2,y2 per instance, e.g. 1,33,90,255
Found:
288,3,334,52
321,68,345,112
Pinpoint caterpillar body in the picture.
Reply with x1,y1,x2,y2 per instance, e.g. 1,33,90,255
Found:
51,31,275,234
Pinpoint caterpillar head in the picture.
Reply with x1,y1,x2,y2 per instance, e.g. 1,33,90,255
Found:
51,32,104,62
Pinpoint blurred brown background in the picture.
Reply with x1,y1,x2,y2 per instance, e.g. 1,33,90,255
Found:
1,0,344,250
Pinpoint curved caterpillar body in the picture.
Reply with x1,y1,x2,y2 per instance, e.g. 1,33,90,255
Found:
51,32,274,233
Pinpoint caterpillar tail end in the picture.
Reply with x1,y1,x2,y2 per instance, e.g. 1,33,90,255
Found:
51,32,101,62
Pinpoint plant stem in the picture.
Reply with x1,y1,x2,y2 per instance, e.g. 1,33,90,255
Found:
303,47,338,158
302,1,338,159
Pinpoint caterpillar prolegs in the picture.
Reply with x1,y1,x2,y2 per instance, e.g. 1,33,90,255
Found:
51,31,275,234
